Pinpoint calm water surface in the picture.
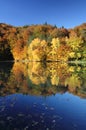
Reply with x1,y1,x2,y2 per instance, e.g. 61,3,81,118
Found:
0,62,86,130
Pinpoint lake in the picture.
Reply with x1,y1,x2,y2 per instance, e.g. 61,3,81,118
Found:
0,62,86,130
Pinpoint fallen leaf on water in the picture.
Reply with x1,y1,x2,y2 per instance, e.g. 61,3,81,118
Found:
7,116,13,121
18,113,24,117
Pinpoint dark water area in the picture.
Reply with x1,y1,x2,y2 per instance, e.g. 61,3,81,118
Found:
0,62,86,130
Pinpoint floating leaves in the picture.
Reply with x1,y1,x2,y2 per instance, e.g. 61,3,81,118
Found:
6,116,13,121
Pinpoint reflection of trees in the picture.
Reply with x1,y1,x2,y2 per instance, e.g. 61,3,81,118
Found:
0,62,86,98
65,74,81,92
0,63,13,96
46,62,70,85
8,62,29,94
28,62,48,85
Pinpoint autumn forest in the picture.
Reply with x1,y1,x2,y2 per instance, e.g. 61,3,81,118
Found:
0,23,86,61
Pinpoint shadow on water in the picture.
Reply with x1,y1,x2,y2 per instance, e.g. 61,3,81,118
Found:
0,61,86,130
0,61,13,72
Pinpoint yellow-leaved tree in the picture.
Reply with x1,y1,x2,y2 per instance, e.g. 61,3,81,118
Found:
66,36,84,59
28,38,48,61
47,38,60,61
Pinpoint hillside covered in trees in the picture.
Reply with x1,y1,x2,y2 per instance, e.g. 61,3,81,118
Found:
0,23,86,61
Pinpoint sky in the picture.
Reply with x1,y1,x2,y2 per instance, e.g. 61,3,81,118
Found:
0,0,86,28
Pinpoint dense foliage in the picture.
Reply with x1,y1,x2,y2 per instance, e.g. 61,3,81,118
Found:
0,23,86,61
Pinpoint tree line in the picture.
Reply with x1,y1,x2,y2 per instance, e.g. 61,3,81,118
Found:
0,23,86,61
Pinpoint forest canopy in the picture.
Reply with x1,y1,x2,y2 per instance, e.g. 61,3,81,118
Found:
0,23,86,61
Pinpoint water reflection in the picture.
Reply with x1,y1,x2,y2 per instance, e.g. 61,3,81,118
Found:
0,62,86,98
0,62,86,130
